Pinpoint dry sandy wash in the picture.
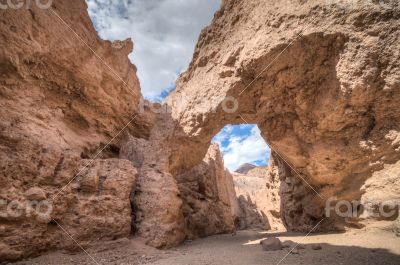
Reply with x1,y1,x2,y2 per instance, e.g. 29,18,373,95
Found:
10,228,400,265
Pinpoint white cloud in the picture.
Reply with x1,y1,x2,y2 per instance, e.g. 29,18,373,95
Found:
212,125,234,143
86,0,221,100
213,125,270,172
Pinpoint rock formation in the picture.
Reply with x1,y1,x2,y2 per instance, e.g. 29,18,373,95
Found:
358,160,400,222
0,0,240,258
167,0,400,232
1,159,136,261
176,144,239,239
234,163,256,174
120,115,239,246
1,0,400,261
260,237,283,251
233,159,284,231
0,0,141,260
120,111,186,248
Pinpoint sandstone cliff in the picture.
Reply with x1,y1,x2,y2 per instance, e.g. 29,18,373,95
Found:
0,0,241,258
1,0,400,261
176,144,239,239
0,0,142,260
120,111,186,248
167,0,400,232
233,159,284,231
120,117,240,246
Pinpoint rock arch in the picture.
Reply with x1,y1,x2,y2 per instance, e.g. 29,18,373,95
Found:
126,0,400,249
163,0,400,237
1,0,399,260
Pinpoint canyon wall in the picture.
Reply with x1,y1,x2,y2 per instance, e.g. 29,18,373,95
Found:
1,0,400,261
0,0,240,259
233,159,283,231
120,115,240,247
0,0,142,260
176,144,239,239
120,111,186,248
167,0,400,232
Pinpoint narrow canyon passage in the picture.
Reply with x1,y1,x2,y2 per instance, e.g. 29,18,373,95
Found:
1,0,400,264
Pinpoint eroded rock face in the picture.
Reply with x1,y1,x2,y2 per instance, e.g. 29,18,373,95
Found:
120,111,186,248
176,144,239,239
0,0,141,260
0,158,137,261
167,0,400,231
358,160,400,223
2,0,400,259
120,119,240,246
0,0,240,259
233,158,284,231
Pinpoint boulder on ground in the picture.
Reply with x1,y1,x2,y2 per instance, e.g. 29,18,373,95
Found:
260,237,283,251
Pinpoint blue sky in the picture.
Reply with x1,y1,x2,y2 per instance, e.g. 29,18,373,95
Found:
213,125,270,171
86,0,270,171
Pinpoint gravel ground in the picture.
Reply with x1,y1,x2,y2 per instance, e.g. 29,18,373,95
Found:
10,227,400,265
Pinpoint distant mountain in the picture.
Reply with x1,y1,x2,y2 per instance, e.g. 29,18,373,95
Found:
234,163,256,174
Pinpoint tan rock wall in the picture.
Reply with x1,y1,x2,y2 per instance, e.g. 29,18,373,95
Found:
1,0,400,259
120,112,186,248
0,157,136,261
233,157,284,231
121,126,240,245
167,0,400,232
0,0,141,260
175,144,239,239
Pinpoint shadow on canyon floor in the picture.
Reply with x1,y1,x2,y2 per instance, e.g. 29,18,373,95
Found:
10,229,400,265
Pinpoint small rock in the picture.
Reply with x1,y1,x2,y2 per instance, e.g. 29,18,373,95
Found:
312,244,322,250
296,244,305,250
291,249,300,255
282,242,291,248
260,237,283,251
219,70,234,78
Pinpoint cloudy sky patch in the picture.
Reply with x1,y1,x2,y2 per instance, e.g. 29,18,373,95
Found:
213,125,270,172
86,0,221,100
86,1,269,171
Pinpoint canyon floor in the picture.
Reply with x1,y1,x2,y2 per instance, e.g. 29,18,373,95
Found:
10,226,400,265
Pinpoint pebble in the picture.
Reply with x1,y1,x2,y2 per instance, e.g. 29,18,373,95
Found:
312,244,322,250
282,242,291,248
296,244,305,250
